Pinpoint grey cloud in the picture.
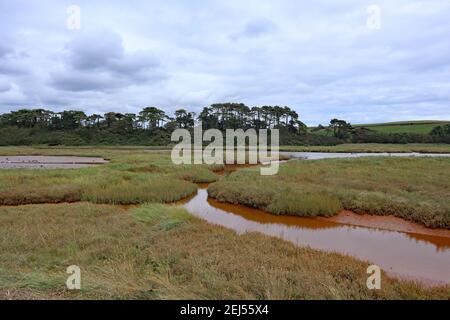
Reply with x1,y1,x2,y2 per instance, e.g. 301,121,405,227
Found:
66,31,160,76
232,19,277,40
50,30,166,92
50,71,125,92
107,52,162,81
0,45,12,58
66,31,124,71
0,79,12,92
0,0,449,124
244,19,276,36
0,61,28,75
0,46,29,75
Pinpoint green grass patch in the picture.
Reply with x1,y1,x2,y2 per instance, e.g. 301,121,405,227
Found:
131,203,191,230
268,191,342,217
208,181,342,217
82,177,197,205
356,121,450,135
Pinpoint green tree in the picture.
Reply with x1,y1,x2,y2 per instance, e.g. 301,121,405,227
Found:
329,118,353,139
174,109,195,128
139,107,166,130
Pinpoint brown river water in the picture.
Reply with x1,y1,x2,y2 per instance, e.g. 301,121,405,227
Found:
183,185,450,286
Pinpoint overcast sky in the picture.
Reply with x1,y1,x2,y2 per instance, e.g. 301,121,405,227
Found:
1,0,449,125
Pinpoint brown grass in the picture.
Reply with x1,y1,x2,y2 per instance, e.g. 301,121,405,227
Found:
0,202,448,299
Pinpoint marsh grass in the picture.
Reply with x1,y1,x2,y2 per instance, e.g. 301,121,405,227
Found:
268,191,342,217
0,147,449,299
0,202,447,299
0,183,82,205
208,181,342,217
0,148,219,205
208,157,450,228
82,177,197,205
131,203,191,230
176,166,220,183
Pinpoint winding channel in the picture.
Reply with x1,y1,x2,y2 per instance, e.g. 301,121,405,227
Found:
183,152,450,286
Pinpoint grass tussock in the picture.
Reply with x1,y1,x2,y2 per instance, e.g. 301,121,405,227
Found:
131,203,191,230
0,203,447,300
0,184,82,206
208,181,342,217
82,178,197,205
208,157,450,228
177,166,220,183
268,191,342,217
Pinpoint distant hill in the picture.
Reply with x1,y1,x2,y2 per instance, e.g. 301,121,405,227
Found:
311,120,450,135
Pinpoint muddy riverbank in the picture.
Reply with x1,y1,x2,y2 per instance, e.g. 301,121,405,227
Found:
0,156,109,169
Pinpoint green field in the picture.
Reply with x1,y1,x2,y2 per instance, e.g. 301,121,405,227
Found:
311,120,450,135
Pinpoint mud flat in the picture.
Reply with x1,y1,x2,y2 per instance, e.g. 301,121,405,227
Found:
0,156,109,169
327,211,450,238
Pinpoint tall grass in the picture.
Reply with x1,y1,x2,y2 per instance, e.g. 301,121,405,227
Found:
0,148,218,205
131,203,191,230
268,191,342,217
0,184,82,205
208,157,450,228
208,180,342,217
0,202,447,299
82,178,197,204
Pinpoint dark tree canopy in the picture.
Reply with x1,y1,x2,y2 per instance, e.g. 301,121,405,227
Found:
0,104,313,146
2,105,445,146
0,104,307,133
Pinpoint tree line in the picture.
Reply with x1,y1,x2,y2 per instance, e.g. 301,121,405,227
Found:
0,103,320,146
1,105,448,146
0,103,306,133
